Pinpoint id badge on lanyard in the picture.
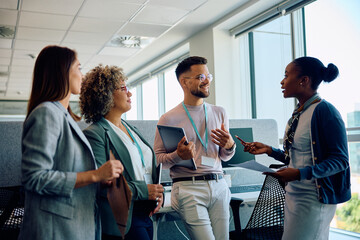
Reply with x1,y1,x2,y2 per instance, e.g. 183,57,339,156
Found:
201,156,216,167
144,173,153,184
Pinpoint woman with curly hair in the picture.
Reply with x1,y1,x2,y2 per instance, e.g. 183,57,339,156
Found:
19,46,123,240
80,64,164,240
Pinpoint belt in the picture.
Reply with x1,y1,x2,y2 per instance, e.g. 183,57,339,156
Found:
172,174,223,183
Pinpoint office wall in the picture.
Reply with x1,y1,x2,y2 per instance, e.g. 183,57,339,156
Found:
189,27,216,105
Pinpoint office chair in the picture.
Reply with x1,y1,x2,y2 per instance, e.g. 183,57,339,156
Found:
237,175,285,240
0,186,24,240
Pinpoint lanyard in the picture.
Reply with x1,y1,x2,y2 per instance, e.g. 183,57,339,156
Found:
122,122,145,168
182,102,208,152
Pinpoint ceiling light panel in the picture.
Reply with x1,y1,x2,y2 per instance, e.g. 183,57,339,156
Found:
0,39,12,48
17,27,65,41
0,0,19,10
0,9,18,26
0,83,6,90
118,23,170,38
79,0,141,21
14,39,58,51
9,72,32,79
149,0,207,11
86,55,128,68
63,31,112,45
71,17,125,34
22,0,84,15
60,42,101,55
132,5,188,25
115,0,146,4
99,46,139,57
7,80,31,86
11,58,35,67
0,58,11,65
19,12,73,30
0,66,8,72
77,54,93,65
10,66,33,72
0,49,12,58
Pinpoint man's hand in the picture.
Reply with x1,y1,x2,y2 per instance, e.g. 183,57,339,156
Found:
176,136,195,160
211,123,235,150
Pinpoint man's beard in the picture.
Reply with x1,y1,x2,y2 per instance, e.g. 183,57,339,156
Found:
191,89,210,98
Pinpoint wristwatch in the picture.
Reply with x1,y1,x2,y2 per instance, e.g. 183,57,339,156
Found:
226,142,236,151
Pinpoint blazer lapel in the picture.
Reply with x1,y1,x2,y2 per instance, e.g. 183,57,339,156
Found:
97,118,136,178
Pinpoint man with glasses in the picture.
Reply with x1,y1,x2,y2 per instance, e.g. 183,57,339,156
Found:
154,56,236,240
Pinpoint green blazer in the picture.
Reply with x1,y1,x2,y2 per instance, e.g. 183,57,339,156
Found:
83,117,157,237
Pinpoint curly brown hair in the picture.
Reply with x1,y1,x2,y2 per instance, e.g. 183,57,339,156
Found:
80,64,127,123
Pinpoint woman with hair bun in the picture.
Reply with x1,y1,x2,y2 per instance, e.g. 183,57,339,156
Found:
242,57,351,240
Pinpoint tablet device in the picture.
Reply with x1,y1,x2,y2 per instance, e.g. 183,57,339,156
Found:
155,163,162,184
157,125,197,170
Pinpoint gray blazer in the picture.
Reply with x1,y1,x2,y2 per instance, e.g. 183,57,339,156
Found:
18,101,100,240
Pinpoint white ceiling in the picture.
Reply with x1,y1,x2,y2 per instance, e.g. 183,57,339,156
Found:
0,0,259,100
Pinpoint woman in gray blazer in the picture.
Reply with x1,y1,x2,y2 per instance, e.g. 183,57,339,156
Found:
19,46,124,240
80,65,164,240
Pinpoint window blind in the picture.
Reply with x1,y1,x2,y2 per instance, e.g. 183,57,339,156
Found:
229,0,315,37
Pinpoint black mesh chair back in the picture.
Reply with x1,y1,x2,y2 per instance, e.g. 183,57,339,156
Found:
0,186,24,240
241,175,285,240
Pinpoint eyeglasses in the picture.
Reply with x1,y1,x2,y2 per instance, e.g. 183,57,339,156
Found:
120,85,129,93
183,73,213,82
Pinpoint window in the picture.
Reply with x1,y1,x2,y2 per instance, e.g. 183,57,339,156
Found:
127,58,187,120
142,77,159,120
250,15,295,138
164,67,183,112
238,12,302,138
125,86,137,120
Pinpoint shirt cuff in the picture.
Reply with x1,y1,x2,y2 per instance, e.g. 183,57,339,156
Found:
169,151,184,163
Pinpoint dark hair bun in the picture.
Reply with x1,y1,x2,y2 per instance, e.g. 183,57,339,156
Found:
323,63,339,83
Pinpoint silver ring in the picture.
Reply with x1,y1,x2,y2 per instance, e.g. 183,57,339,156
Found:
155,197,159,202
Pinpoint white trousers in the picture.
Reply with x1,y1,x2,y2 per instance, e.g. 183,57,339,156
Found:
171,178,231,240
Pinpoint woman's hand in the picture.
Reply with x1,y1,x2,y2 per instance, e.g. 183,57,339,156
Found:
96,160,124,183
148,184,164,216
264,167,300,182
242,142,272,155
149,195,164,217
75,160,123,188
147,184,164,201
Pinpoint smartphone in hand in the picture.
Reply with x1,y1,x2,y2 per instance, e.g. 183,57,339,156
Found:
235,135,246,146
